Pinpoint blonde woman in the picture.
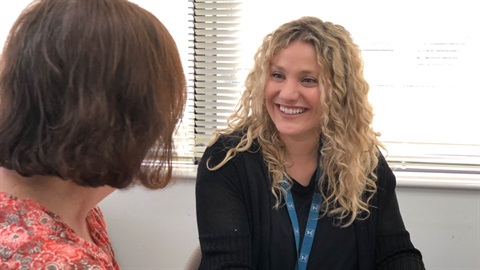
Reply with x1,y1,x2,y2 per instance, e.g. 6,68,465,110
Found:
195,16,424,270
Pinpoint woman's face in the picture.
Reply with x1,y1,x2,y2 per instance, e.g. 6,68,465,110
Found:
264,40,324,141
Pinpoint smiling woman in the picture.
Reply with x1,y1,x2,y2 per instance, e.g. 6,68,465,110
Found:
195,16,426,270
265,41,324,146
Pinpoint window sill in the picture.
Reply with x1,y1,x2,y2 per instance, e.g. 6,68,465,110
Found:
393,171,479,190
172,165,480,191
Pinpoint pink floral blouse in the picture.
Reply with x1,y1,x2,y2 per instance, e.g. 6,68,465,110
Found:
0,192,120,269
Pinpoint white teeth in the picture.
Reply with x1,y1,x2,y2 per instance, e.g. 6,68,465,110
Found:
279,105,305,115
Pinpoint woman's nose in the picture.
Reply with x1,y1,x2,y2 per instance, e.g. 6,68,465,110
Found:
278,79,299,101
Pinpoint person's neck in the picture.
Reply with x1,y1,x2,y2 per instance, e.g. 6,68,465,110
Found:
281,134,320,186
0,167,114,242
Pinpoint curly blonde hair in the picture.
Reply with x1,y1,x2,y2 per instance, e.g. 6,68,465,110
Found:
207,16,383,227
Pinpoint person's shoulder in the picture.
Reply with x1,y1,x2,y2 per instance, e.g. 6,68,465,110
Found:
88,206,107,228
0,234,97,269
205,131,261,159
202,132,241,159
199,132,263,175
374,150,397,192
0,193,57,251
210,132,243,149
0,199,114,269
0,236,109,269
27,235,119,268
199,133,238,168
376,150,389,172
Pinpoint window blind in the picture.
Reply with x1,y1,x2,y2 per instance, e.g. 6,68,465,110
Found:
173,0,196,164
192,0,243,161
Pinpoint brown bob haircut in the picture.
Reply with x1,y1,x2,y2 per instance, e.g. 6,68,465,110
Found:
0,0,186,189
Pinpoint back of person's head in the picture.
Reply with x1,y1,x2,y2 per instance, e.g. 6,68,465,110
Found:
0,0,186,189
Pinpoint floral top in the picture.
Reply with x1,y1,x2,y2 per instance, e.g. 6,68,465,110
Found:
0,192,120,270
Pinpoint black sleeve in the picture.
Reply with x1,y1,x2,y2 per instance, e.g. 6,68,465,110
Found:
195,144,254,270
374,154,426,270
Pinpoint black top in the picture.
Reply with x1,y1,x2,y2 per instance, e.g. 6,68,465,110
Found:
196,134,425,270
270,175,357,270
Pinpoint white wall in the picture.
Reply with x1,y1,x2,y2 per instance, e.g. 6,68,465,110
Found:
99,173,480,270
100,179,198,270
398,186,480,270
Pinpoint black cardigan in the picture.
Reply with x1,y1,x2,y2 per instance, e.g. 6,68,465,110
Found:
195,134,425,269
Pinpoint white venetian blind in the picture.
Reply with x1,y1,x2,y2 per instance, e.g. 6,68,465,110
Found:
191,0,480,174
192,0,243,161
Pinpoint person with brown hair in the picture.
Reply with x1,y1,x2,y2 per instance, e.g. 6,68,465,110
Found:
0,0,186,268
195,16,425,269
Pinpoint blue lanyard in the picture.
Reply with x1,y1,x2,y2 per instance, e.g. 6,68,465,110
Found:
281,168,323,270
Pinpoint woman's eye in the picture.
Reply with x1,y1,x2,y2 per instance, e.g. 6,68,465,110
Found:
302,77,318,85
271,72,284,79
